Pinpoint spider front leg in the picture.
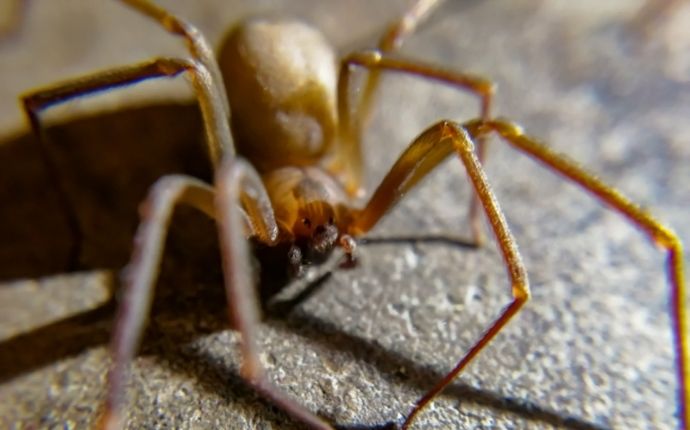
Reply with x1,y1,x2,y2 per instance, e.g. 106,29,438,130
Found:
467,118,689,430
330,0,445,197
100,174,216,429
103,158,336,430
349,121,529,429
21,56,231,268
118,0,230,118
339,48,687,427
339,0,494,241
338,50,495,242
215,159,340,430
355,0,445,126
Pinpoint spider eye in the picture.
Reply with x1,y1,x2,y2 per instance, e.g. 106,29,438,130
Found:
302,218,312,228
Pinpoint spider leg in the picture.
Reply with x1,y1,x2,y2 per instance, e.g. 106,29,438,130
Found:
349,120,529,429
117,0,229,117
215,158,335,430
331,0,448,197
341,1,493,243
340,50,494,238
356,0,445,123
101,164,281,429
22,57,232,168
467,118,689,430
21,57,232,267
100,174,216,430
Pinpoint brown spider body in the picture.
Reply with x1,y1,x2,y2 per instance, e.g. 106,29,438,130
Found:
220,18,361,265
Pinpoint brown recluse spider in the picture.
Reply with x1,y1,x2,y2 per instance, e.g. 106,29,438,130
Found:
19,0,688,429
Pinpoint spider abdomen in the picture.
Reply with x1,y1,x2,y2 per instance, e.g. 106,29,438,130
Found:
218,18,339,172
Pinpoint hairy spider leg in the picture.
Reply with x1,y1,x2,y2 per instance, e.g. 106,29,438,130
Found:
20,57,230,259
99,159,341,430
331,0,447,197
215,159,339,430
341,0,495,244
357,0,445,123
20,0,232,269
340,54,687,429
478,118,688,430
345,120,527,429
340,49,494,234
21,57,230,268
221,124,524,430
99,175,216,430
118,0,230,123
17,44,330,430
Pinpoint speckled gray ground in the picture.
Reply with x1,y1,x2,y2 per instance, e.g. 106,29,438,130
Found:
1,1,689,429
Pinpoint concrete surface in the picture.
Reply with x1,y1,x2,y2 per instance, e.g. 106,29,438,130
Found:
1,0,689,429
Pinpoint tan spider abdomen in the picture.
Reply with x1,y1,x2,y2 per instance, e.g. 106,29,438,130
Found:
218,18,339,173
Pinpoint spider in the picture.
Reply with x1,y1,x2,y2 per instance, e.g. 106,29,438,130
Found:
16,0,688,429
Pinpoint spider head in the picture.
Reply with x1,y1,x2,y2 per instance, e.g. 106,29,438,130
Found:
286,200,356,277
293,203,340,255
269,167,357,276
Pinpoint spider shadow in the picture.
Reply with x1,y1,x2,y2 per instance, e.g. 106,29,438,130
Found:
0,229,607,429
141,233,606,430
0,104,605,429
0,104,210,382
155,250,608,430
0,103,212,281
